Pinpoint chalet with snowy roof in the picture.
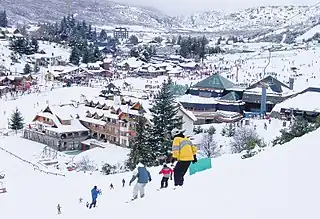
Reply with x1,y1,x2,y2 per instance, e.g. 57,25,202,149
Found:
0,28,23,39
137,64,166,78
167,66,184,77
118,57,146,71
242,76,294,112
179,61,199,70
45,66,80,81
23,105,89,151
99,83,121,97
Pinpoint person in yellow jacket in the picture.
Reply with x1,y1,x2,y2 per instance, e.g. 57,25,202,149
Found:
171,128,197,187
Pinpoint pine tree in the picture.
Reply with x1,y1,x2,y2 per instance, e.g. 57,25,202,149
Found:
82,47,91,64
129,35,139,45
31,38,39,53
93,45,101,62
10,108,24,132
149,80,183,162
99,29,108,41
0,10,8,27
126,112,153,170
69,47,80,65
23,63,32,74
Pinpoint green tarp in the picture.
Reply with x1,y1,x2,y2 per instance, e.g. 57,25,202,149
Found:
189,158,212,176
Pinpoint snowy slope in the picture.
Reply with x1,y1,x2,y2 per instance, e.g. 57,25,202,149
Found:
1,123,320,218
296,24,320,42
1,0,179,28
177,5,320,34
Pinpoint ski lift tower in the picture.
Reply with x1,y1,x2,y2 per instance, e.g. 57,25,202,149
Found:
0,173,7,194
259,82,268,116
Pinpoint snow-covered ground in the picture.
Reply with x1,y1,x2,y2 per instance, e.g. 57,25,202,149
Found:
0,40,70,74
193,118,283,155
208,45,320,92
1,121,320,219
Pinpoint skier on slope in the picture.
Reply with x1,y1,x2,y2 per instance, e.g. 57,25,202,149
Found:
129,162,151,200
89,186,101,209
171,128,197,188
159,164,173,189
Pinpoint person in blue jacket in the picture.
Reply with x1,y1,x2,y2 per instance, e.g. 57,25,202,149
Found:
129,162,151,200
89,186,101,209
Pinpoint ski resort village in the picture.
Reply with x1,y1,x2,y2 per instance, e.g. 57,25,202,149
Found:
1,3,320,219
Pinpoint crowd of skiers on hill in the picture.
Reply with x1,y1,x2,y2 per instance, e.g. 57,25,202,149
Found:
57,128,197,213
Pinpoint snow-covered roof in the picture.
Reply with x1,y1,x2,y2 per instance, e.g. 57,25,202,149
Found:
48,66,79,77
178,104,197,121
34,105,88,134
178,94,218,104
119,57,145,68
272,90,320,113
167,66,183,74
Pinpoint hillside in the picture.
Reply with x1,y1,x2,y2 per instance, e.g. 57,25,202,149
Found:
0,0,179,28
1,123,320,218
178,5,320,34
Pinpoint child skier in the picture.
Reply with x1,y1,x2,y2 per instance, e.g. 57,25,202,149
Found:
57,204,61,214
129,162,151,200
159,164,173,189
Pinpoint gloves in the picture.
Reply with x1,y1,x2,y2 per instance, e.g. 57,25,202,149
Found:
192,155,198,164
149,178,152,182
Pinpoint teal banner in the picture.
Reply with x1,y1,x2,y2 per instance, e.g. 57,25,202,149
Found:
189,158,212,175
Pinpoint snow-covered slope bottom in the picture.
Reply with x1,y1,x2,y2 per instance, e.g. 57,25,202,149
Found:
1,126,320,218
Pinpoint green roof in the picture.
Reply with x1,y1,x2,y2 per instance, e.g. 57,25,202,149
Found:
220,92,240,101
192,74,235,90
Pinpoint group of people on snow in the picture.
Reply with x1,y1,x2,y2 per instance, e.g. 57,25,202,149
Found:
58,128,198,213
127,128,197,201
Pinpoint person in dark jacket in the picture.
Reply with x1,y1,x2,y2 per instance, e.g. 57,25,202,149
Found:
122,178,125,187
129,163,151,200
89,186,101,209
159,164,173,189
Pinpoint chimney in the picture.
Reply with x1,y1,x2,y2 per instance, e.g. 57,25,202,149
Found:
289,77,294,90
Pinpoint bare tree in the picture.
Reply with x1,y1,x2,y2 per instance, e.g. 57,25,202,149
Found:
231,127,265,154
199,133,219,158
76,156,96,171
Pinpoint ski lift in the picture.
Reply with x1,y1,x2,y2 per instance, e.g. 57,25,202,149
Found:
0,173,7,194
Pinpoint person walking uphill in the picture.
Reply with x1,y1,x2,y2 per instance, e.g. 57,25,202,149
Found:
171,128,197,187
89,186,101,209
129,162,151,200
159,164,173,189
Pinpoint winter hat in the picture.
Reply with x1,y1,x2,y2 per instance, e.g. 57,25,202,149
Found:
171,128,185,137
137,162,144,167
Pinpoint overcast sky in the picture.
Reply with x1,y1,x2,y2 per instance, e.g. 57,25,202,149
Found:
113,0,317,15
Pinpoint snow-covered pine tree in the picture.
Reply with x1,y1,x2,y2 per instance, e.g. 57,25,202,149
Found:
10,108,24,132
23,63,32,74
149,78,183,162
126,112,153,170
0,10,8,27
69,47,80,65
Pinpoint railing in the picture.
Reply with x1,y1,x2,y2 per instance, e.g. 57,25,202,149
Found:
0,146,65,177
